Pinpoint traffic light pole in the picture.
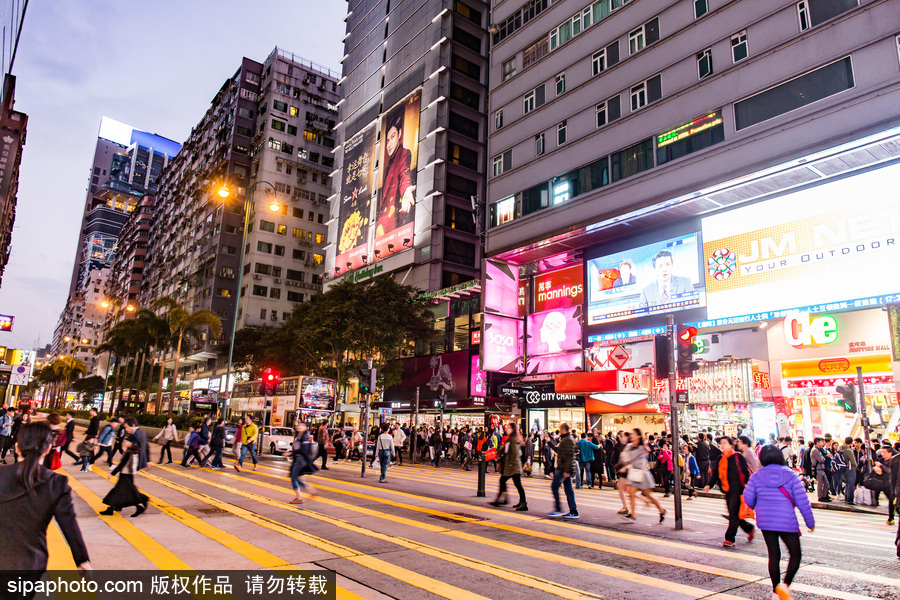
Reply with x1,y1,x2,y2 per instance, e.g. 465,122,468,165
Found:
857,366,870,447
667,314,684,531
360,357,373,478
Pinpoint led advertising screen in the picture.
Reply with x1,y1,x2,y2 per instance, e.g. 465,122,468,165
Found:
526,305,583,356
336,125,376,272
471,355,487,397
374,89,421,260
533,264,584,313
701,162,900,320
299,377,337,412
484,259,520,317
586,233,706,325
482,314,524,373
0,314,14,332
525,351,583,376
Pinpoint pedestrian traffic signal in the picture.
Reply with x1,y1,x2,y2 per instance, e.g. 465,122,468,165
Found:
261,368,279,396
359,368,373,395
676,325,700,378
835,384,857,412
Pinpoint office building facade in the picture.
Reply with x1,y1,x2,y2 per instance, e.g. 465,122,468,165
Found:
480,0,900,438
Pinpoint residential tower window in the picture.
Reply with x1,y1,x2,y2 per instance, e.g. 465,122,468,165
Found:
555,73,565,95
591,49,606,76
694,0,708,19
535,133,544,156
502,58,517,81
697,48,713,79
731,30,748,63
557,121,567,146
495,110,503,130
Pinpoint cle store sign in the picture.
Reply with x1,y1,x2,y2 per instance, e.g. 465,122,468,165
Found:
783,312,837,347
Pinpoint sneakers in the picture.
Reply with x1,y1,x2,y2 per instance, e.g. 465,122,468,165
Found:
622,513,636,522
515,504,529,512
748,529,755,543
290,498,304,504
659,510,666,523
378,479,386,483
723,541,735,548
547,511,565,518
774,583,792,599
563,512,579,519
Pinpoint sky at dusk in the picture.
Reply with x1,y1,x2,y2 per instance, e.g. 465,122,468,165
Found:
0,1,347,350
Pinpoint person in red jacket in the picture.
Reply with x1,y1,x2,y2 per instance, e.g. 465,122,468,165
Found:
704,436,755,547
376,112,415,238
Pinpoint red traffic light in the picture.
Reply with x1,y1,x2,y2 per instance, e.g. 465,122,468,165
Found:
679,326,698,342
266,373,275,381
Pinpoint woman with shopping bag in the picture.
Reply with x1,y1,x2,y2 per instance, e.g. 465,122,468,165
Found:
704,436,756,547
618,429,666,523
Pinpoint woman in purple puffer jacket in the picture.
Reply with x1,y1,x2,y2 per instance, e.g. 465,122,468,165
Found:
744,444,815,600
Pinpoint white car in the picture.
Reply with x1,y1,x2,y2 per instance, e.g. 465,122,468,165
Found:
260,426,295,456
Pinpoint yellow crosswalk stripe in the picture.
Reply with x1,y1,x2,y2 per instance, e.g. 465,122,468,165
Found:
46,522,78,570
256,463,898,594
145,467,491,600
61,469,191,571
92,468,292,569
159,465,758,600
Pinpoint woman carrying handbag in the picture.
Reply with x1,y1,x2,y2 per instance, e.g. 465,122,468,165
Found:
619,428,666,523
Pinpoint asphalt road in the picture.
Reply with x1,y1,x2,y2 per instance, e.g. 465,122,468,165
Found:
44,441,900,600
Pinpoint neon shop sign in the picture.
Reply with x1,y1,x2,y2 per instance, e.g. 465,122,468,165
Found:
783,312,837,347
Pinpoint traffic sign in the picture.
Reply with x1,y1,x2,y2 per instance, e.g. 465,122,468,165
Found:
9,372,28,386
608,345,630,370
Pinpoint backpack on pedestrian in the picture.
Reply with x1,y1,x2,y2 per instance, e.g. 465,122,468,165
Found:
830,450,847,473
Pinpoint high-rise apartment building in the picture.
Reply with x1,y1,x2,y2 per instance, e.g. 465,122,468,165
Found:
141,48,339,394
328,0,489,294
53,118,179,363
0,74,27,288
52,268,110,375
65,118,180,296
480,0,900,438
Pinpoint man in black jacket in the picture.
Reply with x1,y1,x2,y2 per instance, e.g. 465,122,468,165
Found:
548,423,579,519
695,433,711,488
85,408,100,439
63,413,79,463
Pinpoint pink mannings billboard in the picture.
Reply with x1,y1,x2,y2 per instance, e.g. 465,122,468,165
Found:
484,259,520,317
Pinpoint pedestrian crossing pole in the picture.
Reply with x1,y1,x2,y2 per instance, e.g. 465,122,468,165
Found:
667,314,684,531
360,357,373,478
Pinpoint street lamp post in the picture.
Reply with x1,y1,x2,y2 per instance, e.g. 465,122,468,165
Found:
100,299,135,413
220,180,280,420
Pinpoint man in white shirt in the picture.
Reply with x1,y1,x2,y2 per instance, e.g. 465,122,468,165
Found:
376,425,395,483
392,425,407,466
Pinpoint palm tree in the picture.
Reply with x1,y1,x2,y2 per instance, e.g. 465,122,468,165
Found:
133,308,172,414
153,297,223,415
52,356,88,409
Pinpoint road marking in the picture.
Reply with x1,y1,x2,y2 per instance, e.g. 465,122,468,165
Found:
92,468,292,569
149,466,492,600
47,522,78,570
261,464,900,591
61,469,192,571
244,466,889,600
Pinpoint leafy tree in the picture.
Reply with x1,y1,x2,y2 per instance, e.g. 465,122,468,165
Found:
225,276,435,389
72,375,105,397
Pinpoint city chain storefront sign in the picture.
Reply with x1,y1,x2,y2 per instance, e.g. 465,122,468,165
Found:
783,312,838,347
497,382,580,407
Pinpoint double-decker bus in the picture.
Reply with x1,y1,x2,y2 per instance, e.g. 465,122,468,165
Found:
229,375,336,428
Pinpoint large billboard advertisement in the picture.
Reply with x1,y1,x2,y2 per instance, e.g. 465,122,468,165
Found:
533,264,584,313
482,314,524,373
336,125,376,272
526,305,583,356
701,162,900,321
382,351,470,404
586,233,706,325
374,89,421,260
